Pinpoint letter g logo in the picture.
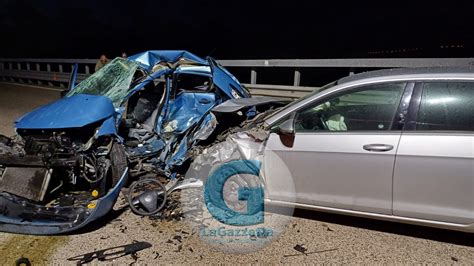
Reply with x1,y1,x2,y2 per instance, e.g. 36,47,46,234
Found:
204,160,264,226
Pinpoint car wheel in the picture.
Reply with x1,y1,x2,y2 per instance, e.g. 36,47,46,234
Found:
110,142,128,186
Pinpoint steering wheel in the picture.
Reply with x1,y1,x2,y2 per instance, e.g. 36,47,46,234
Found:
128,178,167,216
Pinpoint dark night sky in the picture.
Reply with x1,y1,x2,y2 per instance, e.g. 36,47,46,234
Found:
0,0,473,59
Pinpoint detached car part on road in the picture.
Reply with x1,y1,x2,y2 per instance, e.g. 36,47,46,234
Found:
0,51,286,234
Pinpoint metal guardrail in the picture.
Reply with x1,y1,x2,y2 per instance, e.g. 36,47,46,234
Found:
1,58,473,98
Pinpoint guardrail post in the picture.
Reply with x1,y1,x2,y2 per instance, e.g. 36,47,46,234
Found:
293,69,301,87
58,64,65,88
349,68,355,76
46,64,53,87
26,63,32,84
250,69,257,84
36,63,43,86
17,63,24,83
8,63,14,82
85,65,90,75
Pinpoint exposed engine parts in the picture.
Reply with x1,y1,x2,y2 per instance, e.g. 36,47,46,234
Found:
0,129,115,205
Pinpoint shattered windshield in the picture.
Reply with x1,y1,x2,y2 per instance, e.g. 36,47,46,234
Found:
67,58,139,107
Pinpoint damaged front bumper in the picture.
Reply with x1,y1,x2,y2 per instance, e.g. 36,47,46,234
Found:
0,168,128,235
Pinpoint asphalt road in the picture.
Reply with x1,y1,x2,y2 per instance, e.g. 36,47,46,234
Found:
0,83,61,136
0,82,473,264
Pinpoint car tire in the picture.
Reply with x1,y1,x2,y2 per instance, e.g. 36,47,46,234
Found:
110,142,128,186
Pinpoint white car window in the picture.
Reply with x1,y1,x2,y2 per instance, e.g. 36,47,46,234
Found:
294,83,406,132
417,82,474,131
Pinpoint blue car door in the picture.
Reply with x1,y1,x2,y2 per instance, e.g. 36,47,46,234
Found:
161,91,216,135
207,57,250,99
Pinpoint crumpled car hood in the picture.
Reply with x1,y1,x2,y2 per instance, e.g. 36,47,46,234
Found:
16,94,116,129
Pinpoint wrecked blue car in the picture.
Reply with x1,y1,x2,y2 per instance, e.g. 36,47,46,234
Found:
0,51,265,234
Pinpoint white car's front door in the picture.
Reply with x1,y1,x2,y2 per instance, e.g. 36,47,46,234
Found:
265,82,408,215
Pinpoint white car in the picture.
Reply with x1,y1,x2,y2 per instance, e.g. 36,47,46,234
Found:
213,67,474,233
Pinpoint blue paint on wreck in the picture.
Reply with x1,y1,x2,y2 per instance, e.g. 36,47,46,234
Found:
164,92,216,134
16,94,116,129
207,58,250,99
96,116,118,137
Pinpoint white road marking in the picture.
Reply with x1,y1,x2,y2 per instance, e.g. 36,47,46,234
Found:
0,82,64,91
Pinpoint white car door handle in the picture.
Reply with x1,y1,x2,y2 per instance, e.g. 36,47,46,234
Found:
363,144,394,152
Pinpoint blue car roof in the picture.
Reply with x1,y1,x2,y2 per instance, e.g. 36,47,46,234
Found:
128,50,250,98
128,50,208,71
